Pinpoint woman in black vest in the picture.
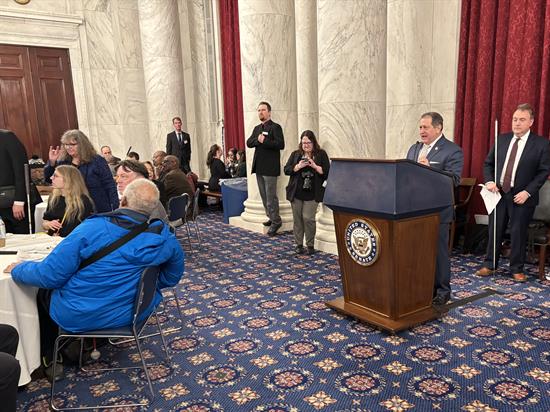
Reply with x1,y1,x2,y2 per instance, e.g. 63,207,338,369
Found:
284,130,330,254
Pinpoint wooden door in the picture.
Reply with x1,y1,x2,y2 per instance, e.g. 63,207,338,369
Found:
0,44,78,160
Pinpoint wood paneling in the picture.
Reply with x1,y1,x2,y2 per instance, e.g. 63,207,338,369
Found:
0,44,77,160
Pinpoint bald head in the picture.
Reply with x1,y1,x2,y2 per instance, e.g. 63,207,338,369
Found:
163,155,180,172
121,179,159,216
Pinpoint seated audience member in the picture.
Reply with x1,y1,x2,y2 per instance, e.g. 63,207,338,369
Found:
115,160,168,221
284,130,330,255
42,165,95,237
127,151,140,161
152,150,167,180
206,144,231,192
187,171,199,193
0,324,20,412
100,145,121,176
225,147,238,177
6,179,184,381
161,155,194,202
45,130,119,213
236,149,247,177
143,161,155,180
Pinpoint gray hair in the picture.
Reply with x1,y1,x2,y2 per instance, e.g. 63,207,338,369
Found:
122,179,159,215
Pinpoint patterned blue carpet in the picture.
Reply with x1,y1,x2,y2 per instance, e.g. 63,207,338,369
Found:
17,211,550,411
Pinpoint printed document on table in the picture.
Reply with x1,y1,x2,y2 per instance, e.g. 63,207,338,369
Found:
479,184,501,215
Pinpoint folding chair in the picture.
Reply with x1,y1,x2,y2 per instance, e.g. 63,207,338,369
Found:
168,193,192,251
185,188,202,248
50,266,170,410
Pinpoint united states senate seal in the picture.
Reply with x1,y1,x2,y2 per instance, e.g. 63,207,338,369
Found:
344,219,380,266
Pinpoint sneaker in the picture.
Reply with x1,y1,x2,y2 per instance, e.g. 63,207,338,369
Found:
306,246,315,255
295,245,304,254
42,356,65,383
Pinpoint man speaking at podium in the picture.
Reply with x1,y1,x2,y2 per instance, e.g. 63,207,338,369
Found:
406,112,463,306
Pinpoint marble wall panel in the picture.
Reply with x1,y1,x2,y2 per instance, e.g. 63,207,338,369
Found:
239,14,296,112
116,7,142,69
295,0,318,135
95,123,123,152
317,0,386,104
385,103,429,159
239,0,294,17
118,68,147,125
121,123,149,156
83,0,111,12
90,69,120,125
319,101,386,159
118,0,138,10
83,10,116,70
431,0,461,104
386,0,432,106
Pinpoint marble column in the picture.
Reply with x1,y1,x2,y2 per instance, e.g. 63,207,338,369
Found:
315,0,387,254
295,0,319,135
231,0,298,234
138,0,186,153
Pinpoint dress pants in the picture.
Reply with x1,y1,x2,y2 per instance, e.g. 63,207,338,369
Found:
0,207,30,234
483,191,535,273
435,223,451,299
256,174,281,225
291,199,318,247
36,289,58,363
0,324,20,412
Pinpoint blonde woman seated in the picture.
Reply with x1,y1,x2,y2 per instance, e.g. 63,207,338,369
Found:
42,165,95,237
284,130,330,255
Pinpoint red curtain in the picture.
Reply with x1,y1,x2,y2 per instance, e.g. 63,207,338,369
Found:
454,0,550,212
218,0,245,151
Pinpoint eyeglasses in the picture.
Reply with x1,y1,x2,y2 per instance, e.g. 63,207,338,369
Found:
63,143,78,147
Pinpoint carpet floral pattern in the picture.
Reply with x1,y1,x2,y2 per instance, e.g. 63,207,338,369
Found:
16,212,550,411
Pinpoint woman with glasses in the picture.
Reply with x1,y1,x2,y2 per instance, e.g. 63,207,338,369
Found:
44,130,119,213
284,130,330,255
42,165,94,237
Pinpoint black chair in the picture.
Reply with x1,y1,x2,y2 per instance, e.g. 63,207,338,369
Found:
168,193,193,250
527,179,550,281
186,188,202,249
449,177,477,251
50,266,170,410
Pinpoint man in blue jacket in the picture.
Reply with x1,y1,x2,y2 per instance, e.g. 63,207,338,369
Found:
5,179,184,381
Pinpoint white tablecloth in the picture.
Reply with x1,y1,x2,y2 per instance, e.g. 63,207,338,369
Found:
0,233,61,385
34,200,48,233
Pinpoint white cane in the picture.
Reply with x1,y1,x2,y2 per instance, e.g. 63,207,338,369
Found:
24,163,33,236
492,119,498,272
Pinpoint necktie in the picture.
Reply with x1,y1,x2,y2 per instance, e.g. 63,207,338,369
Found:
417,144,429,161
177,133,182,144
501,137,520,193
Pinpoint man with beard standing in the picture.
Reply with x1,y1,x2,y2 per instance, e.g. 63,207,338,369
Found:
246,102,285,236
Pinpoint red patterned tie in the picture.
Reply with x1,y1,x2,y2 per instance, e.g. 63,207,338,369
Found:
501,137,520,193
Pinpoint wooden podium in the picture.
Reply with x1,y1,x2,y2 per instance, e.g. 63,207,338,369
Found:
323,159,455,333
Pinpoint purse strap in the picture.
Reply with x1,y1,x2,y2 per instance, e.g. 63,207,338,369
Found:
79,221,149,270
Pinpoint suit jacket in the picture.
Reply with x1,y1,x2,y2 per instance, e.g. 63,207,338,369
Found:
0,129,29,203
162,168,194,201
246,119,285,176
406,135,464,223
166,131,191,172
483,132,550,207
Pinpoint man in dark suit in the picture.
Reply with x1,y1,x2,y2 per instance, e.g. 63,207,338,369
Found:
406,112,464,306
166,116,191,173
476,103,550,282
161,155,194,206
0,129,31,234
246,101,285,236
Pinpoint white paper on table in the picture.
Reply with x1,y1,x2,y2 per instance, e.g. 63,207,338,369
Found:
479,184,501,214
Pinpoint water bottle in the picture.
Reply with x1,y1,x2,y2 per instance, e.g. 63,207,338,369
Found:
0,216,6,238
0,216,6,247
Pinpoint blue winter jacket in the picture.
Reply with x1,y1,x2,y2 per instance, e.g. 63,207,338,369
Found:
12,209,184,333
45,155,119,213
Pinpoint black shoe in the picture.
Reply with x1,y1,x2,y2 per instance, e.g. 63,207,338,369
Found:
267,223,282,236
263,220,272,227
295,245,304,254
432,295,450,306
306,246,315,255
